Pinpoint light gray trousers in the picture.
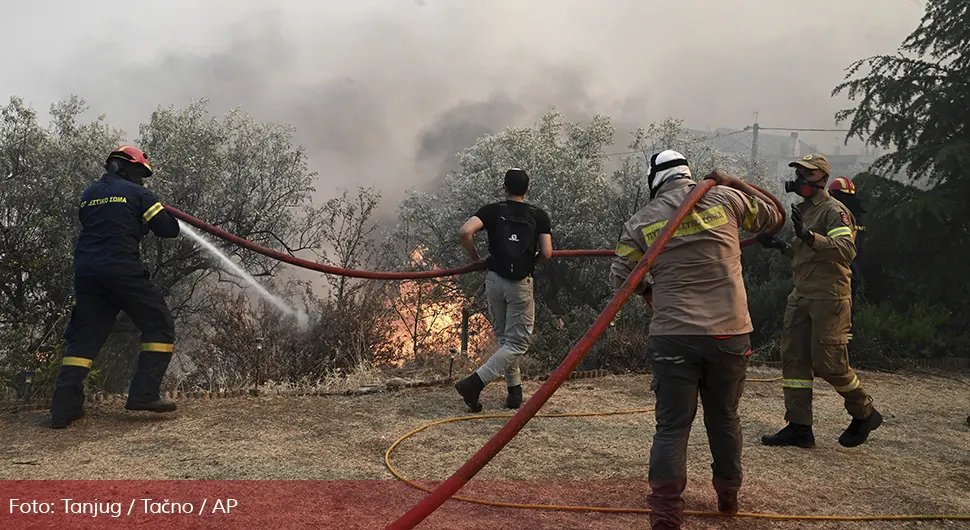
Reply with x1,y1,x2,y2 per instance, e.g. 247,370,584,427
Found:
476,270,535,387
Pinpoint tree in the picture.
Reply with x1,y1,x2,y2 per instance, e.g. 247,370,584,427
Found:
389,109,620,366
137,100,329,319
0,96,340,392
0,96,122,385
317,186,383,307
831,0,970,362
311,185,396,368
833,0,969,186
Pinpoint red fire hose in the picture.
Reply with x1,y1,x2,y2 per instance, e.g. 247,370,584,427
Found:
164,207,615,279
163,181,781,280
163,179,783,529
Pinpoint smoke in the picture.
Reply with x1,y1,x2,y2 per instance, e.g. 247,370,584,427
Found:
1,0,928,233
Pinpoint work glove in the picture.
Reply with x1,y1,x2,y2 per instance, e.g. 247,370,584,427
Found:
704,170,738,187
790,204,815,245
757,233,790,252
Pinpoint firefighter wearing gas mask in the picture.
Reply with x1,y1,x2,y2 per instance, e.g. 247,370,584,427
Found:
50,146,181,429
758,154,882,449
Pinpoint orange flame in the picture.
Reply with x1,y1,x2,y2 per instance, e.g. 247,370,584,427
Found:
383,246,492,364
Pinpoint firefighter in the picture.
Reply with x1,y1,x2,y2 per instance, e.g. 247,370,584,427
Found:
50,146,181,429
828,176,866,303
758,154,882,449
611,151,782,530
828,176,865,352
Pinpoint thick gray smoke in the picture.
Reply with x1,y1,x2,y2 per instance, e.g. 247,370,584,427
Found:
2,0,926,209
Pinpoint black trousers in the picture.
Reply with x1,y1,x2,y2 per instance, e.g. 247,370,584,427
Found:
51,274,175,419
647,334,751,484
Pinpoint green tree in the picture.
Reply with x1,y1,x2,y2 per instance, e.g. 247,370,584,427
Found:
833,0,970,185
0,96,122,386
1,96,340,392
832,0,970,361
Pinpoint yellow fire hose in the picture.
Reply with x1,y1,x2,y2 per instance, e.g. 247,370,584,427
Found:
384,375,970,523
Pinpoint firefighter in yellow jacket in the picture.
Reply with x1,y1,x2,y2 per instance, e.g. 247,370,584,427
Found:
758,154,882,449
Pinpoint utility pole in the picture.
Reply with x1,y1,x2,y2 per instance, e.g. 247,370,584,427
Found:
749,111,760,178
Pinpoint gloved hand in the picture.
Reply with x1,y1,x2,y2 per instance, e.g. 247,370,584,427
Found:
703,170,740,187
757,233,790,251
790,204,815,245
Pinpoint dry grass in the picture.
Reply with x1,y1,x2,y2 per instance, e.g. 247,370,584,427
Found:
258,358,393,396
2,367,969,529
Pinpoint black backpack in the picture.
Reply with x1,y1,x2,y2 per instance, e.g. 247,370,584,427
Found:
491,202,539,281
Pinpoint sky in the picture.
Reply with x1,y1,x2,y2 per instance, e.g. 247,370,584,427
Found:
1,0,928,209
0,0,929,299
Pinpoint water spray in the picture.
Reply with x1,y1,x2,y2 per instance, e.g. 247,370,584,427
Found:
178,221,310,330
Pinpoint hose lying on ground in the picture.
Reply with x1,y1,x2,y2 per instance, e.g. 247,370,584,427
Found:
383,393,970,522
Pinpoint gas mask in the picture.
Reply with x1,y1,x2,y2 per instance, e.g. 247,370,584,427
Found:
785,175,825,198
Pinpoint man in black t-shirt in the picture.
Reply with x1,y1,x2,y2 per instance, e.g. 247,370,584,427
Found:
455,168,552,411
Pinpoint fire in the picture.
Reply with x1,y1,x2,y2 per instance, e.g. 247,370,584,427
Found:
383,246,493,365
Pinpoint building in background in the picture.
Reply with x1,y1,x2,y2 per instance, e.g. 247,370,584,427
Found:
687,128,876,180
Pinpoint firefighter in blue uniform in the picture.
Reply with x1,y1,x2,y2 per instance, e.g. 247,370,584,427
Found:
50,145,181,429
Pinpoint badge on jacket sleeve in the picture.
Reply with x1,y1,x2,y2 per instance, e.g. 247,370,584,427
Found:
840,211,851,226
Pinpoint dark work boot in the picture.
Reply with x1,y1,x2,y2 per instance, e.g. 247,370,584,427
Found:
51,409,85,429
50,365,89,429
506,385,523,409
647,479,687,530
125,352,177,413
838,408,883,447
761,423,815,448
455,373,484,412
712,477,741,515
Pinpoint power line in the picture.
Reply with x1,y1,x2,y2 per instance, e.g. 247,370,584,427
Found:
604,124,852,158
605,128,749,157
758,127,850,132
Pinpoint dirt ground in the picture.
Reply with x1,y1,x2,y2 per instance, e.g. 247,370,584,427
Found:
2,367,969,529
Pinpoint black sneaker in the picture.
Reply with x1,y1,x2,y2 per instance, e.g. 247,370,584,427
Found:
455,373,484,412
761,422,815,448
839,409,883,447
506,385,523,409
